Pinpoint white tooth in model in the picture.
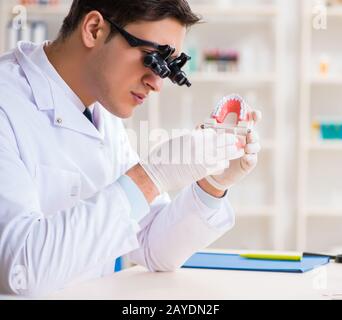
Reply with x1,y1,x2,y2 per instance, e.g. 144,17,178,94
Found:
202,94,255,157
204,94,254,136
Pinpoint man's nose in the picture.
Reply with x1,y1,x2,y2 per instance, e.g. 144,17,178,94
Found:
143,73,164,92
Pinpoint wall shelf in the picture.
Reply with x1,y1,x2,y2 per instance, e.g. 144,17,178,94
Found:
235,206,275,217
190,4,278,17
8,4,70,16
305,207,342,217
262,140,276,149
326,7,342,17
186,72,276,85
307,141,342,151
8,3,278,18
298,0,342,251
311,75,342,85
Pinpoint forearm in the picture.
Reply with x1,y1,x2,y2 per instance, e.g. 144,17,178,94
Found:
126,164,160,204
127,163,225,203
197,178,226,198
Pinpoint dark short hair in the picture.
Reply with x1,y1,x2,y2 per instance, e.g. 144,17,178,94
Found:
58,0,201,41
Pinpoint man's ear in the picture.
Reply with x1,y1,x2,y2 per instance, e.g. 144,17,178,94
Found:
81,11,108,48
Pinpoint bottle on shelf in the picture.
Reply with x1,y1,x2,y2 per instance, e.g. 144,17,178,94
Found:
202,48,240,73
318,54,330,76
6,20,47,50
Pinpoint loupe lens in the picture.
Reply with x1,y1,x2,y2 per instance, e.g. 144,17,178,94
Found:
159,66,171,78
144,53,170,78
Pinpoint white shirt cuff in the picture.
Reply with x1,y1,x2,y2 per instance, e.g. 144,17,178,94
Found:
193,182,227,210
117,175,150,222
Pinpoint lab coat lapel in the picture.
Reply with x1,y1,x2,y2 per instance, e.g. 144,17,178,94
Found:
14,41,104,140
51,85,104,140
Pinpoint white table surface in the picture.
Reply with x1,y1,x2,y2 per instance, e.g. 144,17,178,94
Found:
46,252,342,300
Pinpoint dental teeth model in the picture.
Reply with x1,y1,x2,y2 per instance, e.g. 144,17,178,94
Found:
202,94,254,154
204,94,253,134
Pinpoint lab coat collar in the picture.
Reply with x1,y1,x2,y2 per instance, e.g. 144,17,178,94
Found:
14,41,53,111
14,41,104,140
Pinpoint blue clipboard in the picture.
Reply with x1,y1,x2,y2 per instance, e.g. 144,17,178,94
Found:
182,252,330,273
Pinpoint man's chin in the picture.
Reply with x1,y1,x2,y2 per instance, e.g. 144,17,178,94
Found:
119,112,134,119
103,104,134,119
114,107,135,119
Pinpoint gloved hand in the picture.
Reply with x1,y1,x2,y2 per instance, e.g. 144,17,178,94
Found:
140,128,241,193
205,110,262,191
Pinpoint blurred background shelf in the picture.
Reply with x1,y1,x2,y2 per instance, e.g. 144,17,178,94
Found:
12,3,279,17
186,72,276,84
235,205,275,217
311,75,342,85
307,141,342,151
261,140,275,149
190,4,278,17
298,0,342,252
5,3,279,19
9,4,69,16
326,7,342,17
305,207,342,217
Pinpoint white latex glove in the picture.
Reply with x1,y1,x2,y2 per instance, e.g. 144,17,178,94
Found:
141,128,241,193
205,110,262,191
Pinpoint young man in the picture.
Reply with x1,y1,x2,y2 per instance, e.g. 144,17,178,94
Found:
0,0,261,296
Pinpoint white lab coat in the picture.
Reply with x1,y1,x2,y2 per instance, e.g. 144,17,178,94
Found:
0,42,235,297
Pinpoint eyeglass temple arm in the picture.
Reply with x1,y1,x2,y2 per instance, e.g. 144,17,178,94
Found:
100,14,175,56
84,7,176,60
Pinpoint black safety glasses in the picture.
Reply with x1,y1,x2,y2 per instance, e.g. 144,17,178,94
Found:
86,7,192,87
